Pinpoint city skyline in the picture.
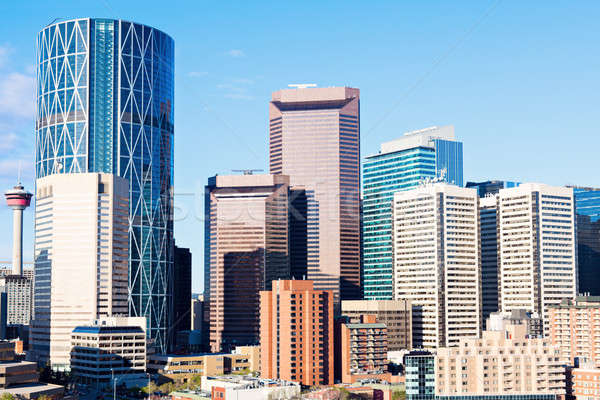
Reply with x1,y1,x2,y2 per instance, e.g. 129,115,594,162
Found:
1,2,600,293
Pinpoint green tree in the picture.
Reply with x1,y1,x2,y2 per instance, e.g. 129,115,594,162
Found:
1,393,16,400
392,389,406,400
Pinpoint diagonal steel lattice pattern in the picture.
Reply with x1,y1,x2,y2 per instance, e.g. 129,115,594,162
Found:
35,18,174,353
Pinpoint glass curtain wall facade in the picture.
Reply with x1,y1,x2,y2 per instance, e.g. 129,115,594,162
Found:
362,126,462,299
571,187,600,295
35,18,174,352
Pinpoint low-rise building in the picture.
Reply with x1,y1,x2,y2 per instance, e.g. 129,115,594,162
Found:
549,296,600,367
70,317,146,386
148,351,258,383
341,300,412,351
231,345,260,373
436,323,564,397
487,309,543,338
201,375,300,400
336,315,391,384
0,340,64,399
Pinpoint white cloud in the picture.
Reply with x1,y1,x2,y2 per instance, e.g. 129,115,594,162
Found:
188,71,208,78
225,49,245,58
0,72,35,119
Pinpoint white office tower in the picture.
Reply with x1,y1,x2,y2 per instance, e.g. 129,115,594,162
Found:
498,183,576,332
31,173,129,369
392,182,481,348
479,195,500,328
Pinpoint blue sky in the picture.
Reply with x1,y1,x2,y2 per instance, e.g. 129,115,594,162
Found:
0,1,598,293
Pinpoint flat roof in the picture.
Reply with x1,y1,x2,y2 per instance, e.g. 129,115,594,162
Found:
346,323,386,329
3,383,64,395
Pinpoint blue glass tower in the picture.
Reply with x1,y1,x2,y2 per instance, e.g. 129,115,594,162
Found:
572,187,600,296
362,126,462,299
35,19,174,352
465,180,520,197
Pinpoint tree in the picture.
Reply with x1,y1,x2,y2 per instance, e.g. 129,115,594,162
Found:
392,390,406,400
1,393,16,400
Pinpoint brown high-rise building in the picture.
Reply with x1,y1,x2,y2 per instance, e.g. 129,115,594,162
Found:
204,174,290,353
260,280,334,386
269,87,361,303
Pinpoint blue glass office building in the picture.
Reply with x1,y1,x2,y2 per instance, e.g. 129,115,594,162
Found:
465,180,520,197
572,187,600,295
35,19,174,352
362,126,462,299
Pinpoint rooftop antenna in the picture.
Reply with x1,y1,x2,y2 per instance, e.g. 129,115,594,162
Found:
288,83,317,89
17,160,22,186
231,169,264,175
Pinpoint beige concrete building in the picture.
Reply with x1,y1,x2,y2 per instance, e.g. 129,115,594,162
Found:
147,350,259,383
231,345,260,372
498,183,577,332
549,296,600,367
70,317,146,385
436,323,565,396
269,86,361,303
204,174,290,353
392,183,481,348
341,300,412,351
31,173,129,369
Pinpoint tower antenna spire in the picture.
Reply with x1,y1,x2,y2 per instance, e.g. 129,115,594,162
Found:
17,160,22,186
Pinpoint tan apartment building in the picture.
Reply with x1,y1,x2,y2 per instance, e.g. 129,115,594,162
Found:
498,183,577,332
335,314,391,384
204,174,290,353
569,363,600,400
148,350,259,383
260,280,334,385
341,299,412,351
436,322,564,396
392,183,481,348
549,296,600,367
31,173,129,369
269,86,361,303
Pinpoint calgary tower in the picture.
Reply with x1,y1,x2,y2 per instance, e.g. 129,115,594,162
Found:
4,182,32,276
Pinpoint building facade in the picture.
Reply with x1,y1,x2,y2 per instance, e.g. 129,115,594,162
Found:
436,323,564,397
392,183,481,348
570,364,600,400
204,174,290,352
548,296,600,367
479,195,499,328
487,309,543,338
0,275,32,326
70,317,146,385
341,299,412,351
335,314,391,384
405,351,436,400
570,187,600,296
498,184,577,330
269,87,361,303
260,280,334,385
174,246,192,334
36,18,175,352
466,180,520,197
363,126,463,300
31,173,129,368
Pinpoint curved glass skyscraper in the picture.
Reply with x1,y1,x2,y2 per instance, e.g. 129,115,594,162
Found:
35,18,174,354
